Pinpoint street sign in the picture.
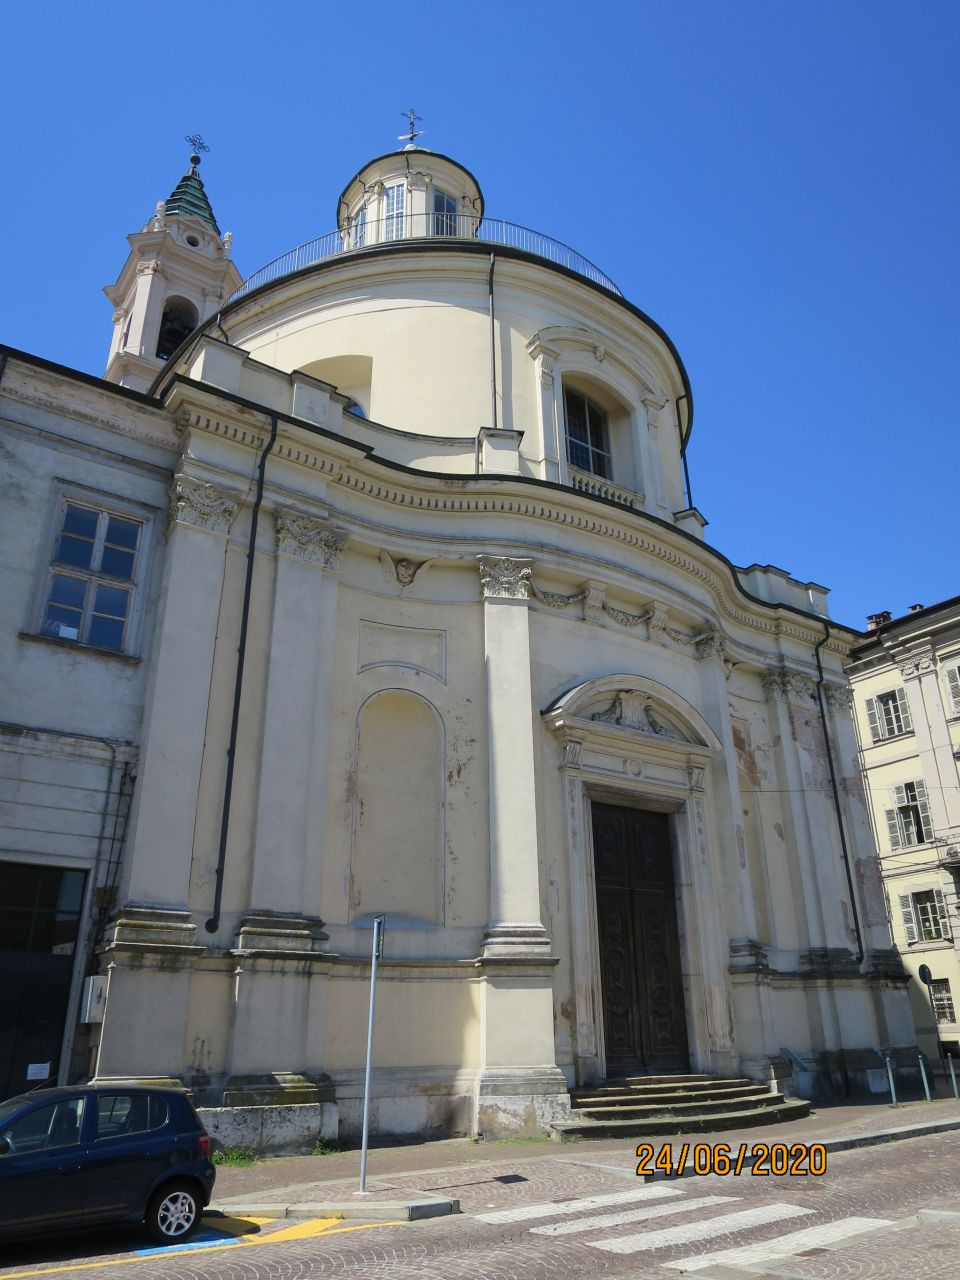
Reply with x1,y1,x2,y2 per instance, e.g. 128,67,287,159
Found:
918,964,933,986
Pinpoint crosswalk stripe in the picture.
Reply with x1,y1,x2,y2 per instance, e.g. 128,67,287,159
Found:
586,1202,814,1254
662,1215,893,1272
475,1184,684,1224
531,1195,737,1237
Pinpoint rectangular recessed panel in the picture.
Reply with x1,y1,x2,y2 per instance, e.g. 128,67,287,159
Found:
587,1202,814,1254
358,620,446,682
476,1184,683,1224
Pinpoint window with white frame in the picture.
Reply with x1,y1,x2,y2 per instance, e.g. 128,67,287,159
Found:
885,780,934,849
433,188,458,237
931,978,957,1024
944,664,960,718
865,687,913,741
38,499,146,654
383,184,405,241
564,386,612,479
899,888,951,944
352,206,367,248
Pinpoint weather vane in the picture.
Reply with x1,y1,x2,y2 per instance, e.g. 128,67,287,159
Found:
398,109,424,146
185,133,210,160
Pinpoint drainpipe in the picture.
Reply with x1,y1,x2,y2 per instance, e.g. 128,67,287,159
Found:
814,622,865,965
676,392,692,508
488,252,498,431
205,413,279,933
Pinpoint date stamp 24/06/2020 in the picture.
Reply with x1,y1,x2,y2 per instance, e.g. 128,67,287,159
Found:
637,1142,827,1178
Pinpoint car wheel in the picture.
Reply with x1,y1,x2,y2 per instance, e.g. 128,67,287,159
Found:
145,1182,202,1244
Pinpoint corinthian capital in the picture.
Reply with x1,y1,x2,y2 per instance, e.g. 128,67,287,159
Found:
275,507,346,569
478,555,533,600
823,683,854,712
168,475,240,534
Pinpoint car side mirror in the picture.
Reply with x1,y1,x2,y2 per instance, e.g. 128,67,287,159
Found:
0,1138,10,1156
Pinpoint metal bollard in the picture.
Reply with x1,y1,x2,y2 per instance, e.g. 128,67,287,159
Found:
918,1050,932,1102
884,1053,898,1106
949,1056,959,1100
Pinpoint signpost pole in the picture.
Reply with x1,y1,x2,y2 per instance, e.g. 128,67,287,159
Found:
883,1052,898,1106
918,962,943,1097
358,914,385,1196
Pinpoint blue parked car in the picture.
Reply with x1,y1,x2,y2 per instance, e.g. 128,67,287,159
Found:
0,1085,216,1244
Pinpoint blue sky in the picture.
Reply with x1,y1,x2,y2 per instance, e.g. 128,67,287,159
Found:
1,1,956,631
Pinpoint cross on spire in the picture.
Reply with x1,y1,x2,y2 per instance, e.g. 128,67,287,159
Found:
398,109,424,147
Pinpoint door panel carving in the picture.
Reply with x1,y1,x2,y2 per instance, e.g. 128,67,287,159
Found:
592,804,689,1073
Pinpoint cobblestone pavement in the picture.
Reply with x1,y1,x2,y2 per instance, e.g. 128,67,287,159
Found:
3,1132,960,1279
209,1097,960,1201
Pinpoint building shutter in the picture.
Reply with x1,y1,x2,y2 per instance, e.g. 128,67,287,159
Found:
885,808,903,850
946,666,960,718
899,894,918,944
896,688,913,733
865,697,882,742
934,888,952,941
915,780,934,843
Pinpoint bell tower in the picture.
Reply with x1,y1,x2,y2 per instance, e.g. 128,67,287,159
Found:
104,141,242,392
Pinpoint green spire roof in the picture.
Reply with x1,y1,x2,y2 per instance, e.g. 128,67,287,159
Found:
164,155,221,235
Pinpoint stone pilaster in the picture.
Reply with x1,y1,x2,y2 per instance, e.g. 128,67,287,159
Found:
474,555,568,1136
248,508,345,914
120,473,241,908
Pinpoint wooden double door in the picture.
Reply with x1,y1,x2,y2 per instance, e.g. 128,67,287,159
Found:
592,803,689,1074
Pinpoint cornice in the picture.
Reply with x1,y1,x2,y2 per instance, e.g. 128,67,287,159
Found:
170,386,852,656
1,356,175,453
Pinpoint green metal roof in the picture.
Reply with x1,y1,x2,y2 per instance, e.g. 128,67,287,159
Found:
164,161,221,235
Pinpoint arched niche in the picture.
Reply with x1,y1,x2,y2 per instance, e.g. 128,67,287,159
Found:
350,689,444,926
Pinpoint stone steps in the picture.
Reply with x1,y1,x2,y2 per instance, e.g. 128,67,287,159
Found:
554,1073,811,1139
553,1096,812,1139
571,1080,757,1105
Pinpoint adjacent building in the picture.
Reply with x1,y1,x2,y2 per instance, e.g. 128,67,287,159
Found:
848,598,960,1061
0,138,917,1136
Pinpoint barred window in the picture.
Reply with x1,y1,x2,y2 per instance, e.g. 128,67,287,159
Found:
931,979,956,1024
39,501,144,654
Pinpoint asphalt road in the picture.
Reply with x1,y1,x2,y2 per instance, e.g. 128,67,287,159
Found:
3,1133,960,1279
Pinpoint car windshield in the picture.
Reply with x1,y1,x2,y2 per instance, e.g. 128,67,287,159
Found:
0,1097,29,1127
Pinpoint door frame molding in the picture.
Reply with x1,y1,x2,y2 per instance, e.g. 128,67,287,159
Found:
544,674,736,1086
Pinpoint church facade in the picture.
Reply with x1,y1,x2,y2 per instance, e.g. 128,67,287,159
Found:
0,141,916,1137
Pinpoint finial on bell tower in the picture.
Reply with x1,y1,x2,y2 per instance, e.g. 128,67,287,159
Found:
184,133,209,174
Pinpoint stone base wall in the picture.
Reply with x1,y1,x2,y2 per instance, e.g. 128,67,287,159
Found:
198,1102,339,1154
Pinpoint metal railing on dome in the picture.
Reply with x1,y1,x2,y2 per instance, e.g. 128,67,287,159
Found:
232,214,622,299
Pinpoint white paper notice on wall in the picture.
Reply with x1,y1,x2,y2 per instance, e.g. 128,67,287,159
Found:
26,1062,52,1081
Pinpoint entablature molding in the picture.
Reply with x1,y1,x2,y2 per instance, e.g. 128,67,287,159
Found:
152,381,854,660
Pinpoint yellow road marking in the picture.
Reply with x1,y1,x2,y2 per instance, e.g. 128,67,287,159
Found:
1,1217,404,1279
254,1217,341,1242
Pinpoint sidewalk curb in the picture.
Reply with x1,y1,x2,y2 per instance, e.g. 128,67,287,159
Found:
210,1197,460,1221
643,1114,960,1178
